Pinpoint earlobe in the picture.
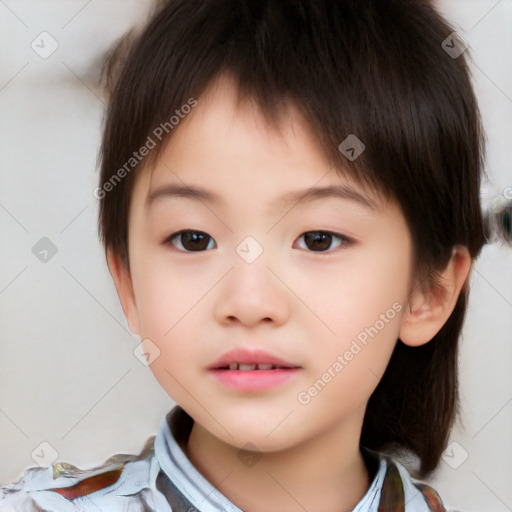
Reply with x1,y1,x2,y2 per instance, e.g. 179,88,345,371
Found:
399,245,472,347
106,249,140,335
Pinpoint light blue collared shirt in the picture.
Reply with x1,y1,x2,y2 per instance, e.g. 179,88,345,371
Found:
0,406,451,511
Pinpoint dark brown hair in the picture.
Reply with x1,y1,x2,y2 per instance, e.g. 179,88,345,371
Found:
98,0,487,478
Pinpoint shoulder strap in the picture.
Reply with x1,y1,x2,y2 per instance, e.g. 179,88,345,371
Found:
378,460,447,512
413,482,447,512
378,461,405,512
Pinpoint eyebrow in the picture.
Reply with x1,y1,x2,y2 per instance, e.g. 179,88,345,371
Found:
146,183,379,211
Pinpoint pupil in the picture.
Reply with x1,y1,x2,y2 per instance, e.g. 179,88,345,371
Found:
305,232,331,251
184,231,209,251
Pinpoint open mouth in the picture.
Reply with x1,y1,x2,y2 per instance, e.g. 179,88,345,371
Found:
209,348,301,390
216,363,297,371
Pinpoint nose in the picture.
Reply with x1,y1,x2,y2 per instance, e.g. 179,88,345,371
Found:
213,254,291,328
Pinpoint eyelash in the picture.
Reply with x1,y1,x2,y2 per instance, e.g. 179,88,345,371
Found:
163,230,355,253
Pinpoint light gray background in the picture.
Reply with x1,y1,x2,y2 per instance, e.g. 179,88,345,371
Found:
1,1,511,510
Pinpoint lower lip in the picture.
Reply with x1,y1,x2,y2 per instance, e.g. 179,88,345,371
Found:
210,368,301,391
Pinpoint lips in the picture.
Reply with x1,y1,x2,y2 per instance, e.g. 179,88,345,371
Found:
209,347,301,391
209,347,301,371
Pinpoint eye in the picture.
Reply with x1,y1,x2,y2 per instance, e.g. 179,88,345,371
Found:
164,230,216,252
163,229,353,253
294,231,354,252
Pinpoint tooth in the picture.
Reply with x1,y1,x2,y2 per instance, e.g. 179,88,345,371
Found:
229,362,238,370
257,364,273,370
238,363,256,371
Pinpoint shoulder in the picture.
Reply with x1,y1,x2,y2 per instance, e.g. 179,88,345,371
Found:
0,436,165,512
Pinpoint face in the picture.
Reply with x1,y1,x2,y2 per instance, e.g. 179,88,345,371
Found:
120,75,415,452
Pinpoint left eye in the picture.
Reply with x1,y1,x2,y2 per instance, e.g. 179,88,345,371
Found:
294,231,353,252
164,230,216,252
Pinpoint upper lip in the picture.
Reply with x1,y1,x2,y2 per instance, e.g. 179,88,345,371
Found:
209,347,301,369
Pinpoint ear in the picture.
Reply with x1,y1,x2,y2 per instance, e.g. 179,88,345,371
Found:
399,245,472,347
106,249,140,335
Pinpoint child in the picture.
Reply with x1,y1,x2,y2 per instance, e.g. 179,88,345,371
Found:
0,0,487,510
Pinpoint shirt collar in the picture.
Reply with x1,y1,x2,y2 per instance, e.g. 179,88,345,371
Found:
154,405,390,512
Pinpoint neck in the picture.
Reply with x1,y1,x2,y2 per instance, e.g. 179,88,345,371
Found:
182,411,371,512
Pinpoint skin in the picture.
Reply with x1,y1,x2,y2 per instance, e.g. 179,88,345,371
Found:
108,74,471,512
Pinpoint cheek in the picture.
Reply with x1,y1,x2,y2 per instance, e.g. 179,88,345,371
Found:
310,252,408,334
130,261,202,397
130,249,192,331
307,248,409,376
129,253,215,365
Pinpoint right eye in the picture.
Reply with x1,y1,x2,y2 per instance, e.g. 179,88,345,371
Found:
163,230,217,252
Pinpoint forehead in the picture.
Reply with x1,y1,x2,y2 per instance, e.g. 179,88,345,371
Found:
132,74,386,213
166,74,328,174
